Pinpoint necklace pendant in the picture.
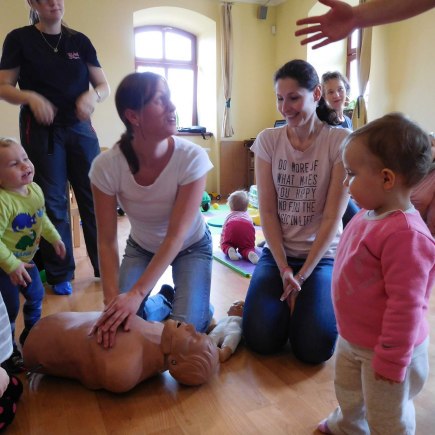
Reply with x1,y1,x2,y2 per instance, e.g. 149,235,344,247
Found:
54,48,58,53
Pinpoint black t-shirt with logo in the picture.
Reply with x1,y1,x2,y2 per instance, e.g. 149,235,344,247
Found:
0,25,101,125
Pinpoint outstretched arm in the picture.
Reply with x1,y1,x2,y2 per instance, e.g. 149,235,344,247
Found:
91,175,207,348
295,0,435,49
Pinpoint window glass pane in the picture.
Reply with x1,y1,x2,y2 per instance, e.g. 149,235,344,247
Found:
136,65,166,77
135,31,162,59
350,29,360,50
165,32,192,61
167,68,193,127
349,59,359,101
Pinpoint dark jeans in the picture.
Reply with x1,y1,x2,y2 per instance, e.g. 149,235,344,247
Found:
0,263,44,344
343,198,359,228
20,110,100,284
242,248,337,364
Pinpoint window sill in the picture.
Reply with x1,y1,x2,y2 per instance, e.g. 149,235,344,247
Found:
175,132,213,138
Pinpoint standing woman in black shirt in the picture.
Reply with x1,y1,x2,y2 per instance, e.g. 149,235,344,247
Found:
0,0,110,295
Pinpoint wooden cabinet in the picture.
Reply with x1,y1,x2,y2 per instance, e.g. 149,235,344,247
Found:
244,139,255,187
219,139,255,197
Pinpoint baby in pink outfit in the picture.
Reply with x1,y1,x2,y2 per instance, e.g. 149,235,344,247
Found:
220,190,259,264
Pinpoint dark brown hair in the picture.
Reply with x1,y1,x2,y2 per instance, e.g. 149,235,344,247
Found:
114,72,163,174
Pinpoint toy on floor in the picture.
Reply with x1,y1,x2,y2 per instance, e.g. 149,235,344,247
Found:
208,192,221,201
212,203,220,210
201,191,211,212
220,190,259,264
23,312,219,393
208,300,244,362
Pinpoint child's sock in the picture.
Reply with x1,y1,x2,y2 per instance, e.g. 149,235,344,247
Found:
227,247,239,261
248,251,259,264
317,419,332,434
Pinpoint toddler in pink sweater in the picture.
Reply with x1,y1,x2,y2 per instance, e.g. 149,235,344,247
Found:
318,113,435,435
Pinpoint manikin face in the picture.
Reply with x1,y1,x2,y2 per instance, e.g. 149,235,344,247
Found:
323,78,347,112
275,78,320,128
342,138,386,213
165,320,209,357
227,300,244,317
0,142,34,195
29,0,65,24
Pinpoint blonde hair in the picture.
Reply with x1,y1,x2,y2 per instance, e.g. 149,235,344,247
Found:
0,137,19,149
227,190,249,212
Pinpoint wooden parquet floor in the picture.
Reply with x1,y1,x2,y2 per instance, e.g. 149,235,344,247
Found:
9,216,435,434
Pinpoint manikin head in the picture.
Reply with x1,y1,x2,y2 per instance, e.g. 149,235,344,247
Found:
227,300,244,317
160,320,219,386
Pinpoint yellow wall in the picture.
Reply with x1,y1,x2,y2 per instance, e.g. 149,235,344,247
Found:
369,10,435,131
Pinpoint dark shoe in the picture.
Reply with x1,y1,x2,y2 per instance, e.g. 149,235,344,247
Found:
1,349,24,375
3,376,23,402
18,329,30,347
158,284,175,305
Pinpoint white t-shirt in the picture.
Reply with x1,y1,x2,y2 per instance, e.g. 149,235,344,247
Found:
252,124,350,258
89,136,213,252
0,293,12,363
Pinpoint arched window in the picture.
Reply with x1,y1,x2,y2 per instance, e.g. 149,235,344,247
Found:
346,29,359,102
135,25,198,127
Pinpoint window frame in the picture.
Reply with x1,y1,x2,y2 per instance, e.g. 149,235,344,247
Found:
134,25,198,125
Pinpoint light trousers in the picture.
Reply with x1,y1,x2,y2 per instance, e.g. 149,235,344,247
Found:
327,336,429,435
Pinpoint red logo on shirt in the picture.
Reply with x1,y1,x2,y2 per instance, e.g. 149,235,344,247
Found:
67,52,80,60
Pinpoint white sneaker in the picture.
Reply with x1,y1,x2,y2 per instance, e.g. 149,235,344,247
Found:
248,251,259,264
228,247,239,261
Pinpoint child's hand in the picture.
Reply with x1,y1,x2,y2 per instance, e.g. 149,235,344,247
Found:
9,262,33,287
374,371,401,384
53,240,66,259
0,367,9,397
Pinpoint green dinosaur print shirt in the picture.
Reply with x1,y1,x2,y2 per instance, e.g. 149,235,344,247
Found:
0,182,60,274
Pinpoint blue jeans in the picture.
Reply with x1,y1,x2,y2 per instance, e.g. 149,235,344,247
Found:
0,263,44,345
242,248,337,364
119,227,213,333
20,109,100,284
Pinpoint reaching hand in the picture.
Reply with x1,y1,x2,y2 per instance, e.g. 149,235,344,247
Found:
374,371,401,384
9,262,34,287
53,240,66,259
295,0,355,49
27,92,57,125
88,290,144,348
75,90,97,121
